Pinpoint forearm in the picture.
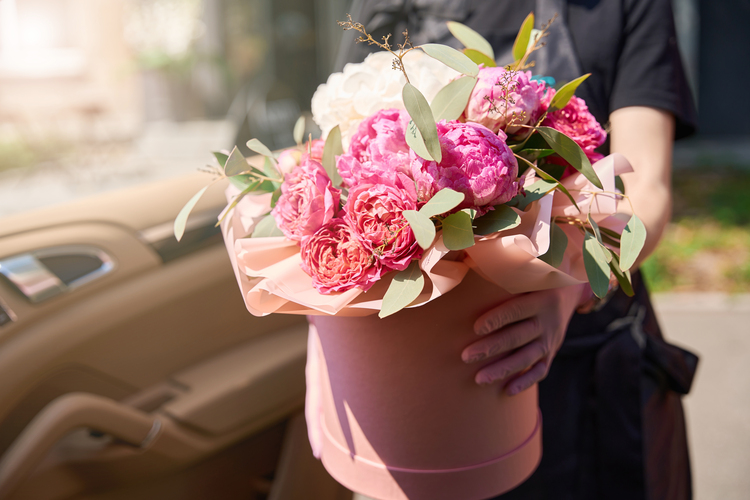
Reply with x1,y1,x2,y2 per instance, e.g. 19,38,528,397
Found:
609,106,675,267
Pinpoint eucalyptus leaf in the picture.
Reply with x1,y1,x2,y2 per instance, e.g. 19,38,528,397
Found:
583,232,611,299
403,83,442,163
463,48,495,67
421,44,479,76
519,148,555,162
587,217,612,263
405,120,434,161
216,181,261,227
473,204,521,235
508,179,557,211
322,125,343,187
442,211,476,250
619,214,647,271
419,188,465,217
246,138,277,161
609,251,635,296
213,151,228,168
228,174,255,190
379,261,425,318
402,209,436,250
447,21,494,60
537,126,603,189
263,156,281,187
293,116,305,145
252,214,284,238
512,12,535,62
515,153,580,211
615,175,625,194
430,76,477,122
539,223,568,268
224,146,250,176
549,74,591,111
270,187,282,209
174,186,208,241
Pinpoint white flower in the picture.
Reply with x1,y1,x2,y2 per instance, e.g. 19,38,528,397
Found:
311,51,460,148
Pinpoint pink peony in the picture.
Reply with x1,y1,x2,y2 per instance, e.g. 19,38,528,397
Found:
344,179,422,271
464,67,544,135
271,159,341,241
541,90,606,163
411,121,520,215
337,108,411,187
300,218,382,294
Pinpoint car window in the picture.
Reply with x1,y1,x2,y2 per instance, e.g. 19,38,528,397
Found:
0,0,348,217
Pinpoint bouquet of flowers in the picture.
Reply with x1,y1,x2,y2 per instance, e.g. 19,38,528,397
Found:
175,13,646,500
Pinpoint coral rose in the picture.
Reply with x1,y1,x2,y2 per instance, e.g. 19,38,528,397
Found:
300,218,382,294
464,67,544,135
271,159,341,241
411,121,520,215
344,179,422,271
337,108,411,187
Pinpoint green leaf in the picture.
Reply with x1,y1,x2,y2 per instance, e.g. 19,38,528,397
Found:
379,261,425,318
224,146,250,176
587,216,612,263
430,76,477,122
213,151,228,168
263,157,281,188
583,232,611,299
270,187,282,209
512,12,535,62
403,83,442,163
508,179,557,211
402,210,436,250
216,180,261,227
536,126,603,189
252,214,284,238
515,153,580,211
322,125,343,187
619,214,647,272
548,74,590,111
463,48,495,67
539,223,568,268
293,115,305,145
615,175,625,194
246,138,276,161
518,148,555,162
447,21,494,60
419,188,465,217
442,211,476,250
473,204,521,235
420,44,479,76
229,174,255,190
174,186,209,241
405,120,434,161
608,251,635,296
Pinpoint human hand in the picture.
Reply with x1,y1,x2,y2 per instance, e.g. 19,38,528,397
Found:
462,283,589,395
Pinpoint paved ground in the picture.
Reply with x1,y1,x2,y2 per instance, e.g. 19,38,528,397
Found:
653,293,750,500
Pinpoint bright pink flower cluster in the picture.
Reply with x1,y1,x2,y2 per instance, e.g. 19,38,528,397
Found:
411,121,519,215
541,89,606,163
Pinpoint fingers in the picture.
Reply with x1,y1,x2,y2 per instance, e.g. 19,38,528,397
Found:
462,316,542,363
505,360,550,396
473,292,545,336
474,340,549,386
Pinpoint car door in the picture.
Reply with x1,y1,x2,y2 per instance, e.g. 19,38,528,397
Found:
0,172,349,500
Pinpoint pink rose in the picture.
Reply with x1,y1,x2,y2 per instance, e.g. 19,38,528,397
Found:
271,159,341,241
337,108,411,187
411,121,520,215
344,179,422,271
302,138,325,162
277,139,326,175
541,90,606,163
464,67,544,135
300,218,382,294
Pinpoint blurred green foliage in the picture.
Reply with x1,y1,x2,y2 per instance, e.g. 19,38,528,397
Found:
642,168,750,292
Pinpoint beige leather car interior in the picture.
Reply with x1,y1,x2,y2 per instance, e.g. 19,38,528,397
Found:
0,173,351,499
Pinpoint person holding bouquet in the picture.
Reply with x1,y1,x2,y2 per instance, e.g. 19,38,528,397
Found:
336,0,699,498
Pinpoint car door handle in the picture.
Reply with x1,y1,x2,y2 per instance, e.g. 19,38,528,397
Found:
0,245,114,303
